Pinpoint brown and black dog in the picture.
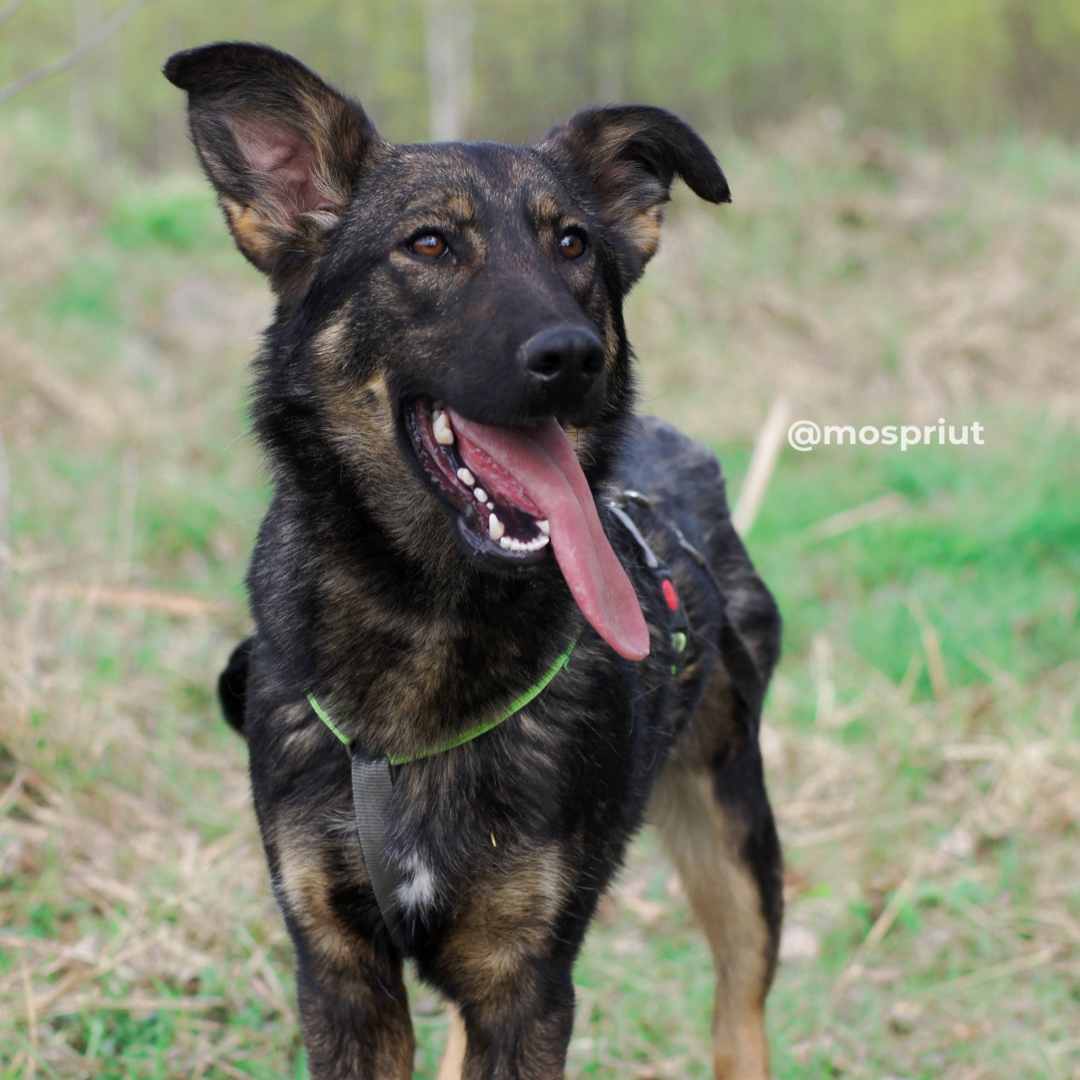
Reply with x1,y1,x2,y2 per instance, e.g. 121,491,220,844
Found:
166,42,783,1080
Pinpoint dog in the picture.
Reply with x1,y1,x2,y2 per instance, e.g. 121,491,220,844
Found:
166,42,783,1080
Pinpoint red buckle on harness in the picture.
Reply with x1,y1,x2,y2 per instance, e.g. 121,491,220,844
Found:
661,578,679,611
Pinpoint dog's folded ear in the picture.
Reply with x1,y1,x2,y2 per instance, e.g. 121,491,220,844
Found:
540,105,729,288
164,43,379,289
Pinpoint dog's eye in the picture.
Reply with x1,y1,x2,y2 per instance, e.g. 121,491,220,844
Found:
559,229,587,260
410,233,448,259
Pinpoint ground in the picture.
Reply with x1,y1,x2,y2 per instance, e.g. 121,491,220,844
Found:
1,112,1078,1079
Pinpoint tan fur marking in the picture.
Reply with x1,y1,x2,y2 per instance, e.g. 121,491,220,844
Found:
220,196,279,269
626,204,664,266
276,830,371,969
277,700,325,755
598,306,619,374
528,192,563,225
436,1003,467,1080
649,767,772,1080
440,846,565,1006
440,191,480,224
310,313,353,369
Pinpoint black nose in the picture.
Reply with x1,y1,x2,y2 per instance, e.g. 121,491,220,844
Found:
519,326,605,420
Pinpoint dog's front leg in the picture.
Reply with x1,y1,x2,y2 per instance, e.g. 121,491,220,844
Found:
450,969,576,1080
292,936,414,1080
426,848,581,1080
267,814,415,1079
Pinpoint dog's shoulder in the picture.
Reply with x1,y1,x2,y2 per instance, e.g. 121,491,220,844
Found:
615,415,732,541
616,415,781,682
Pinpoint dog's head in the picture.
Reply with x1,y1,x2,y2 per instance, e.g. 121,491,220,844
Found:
166,43,729,659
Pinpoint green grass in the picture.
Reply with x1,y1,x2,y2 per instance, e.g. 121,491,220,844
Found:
1,117,1078,1078
736,417,1080,694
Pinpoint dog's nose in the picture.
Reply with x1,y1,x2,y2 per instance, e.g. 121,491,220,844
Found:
519,326,606,418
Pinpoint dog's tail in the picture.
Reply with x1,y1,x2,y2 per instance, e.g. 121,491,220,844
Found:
218,637,254,737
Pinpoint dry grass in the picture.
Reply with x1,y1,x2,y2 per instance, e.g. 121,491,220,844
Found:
1,115,1078,1078
631,115,1080,442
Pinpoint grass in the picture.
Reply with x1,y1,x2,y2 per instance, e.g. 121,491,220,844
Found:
1,112,1078,1079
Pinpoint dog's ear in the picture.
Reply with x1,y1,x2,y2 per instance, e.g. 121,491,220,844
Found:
540,105,729,287
164,43,379,288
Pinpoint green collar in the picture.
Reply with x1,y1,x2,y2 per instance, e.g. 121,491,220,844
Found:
307,630,579,766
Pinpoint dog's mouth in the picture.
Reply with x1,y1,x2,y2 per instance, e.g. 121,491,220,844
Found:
407,398,552,562
405,397,650,661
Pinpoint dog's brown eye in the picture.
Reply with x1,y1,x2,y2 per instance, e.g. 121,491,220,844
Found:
559,230,586,259
411,233,447,259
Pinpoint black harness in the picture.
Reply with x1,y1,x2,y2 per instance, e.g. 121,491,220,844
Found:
608,489,765,724
314,490,764,950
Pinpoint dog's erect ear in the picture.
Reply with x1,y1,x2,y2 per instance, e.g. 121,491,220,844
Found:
164,43,379,286
540,105,729,287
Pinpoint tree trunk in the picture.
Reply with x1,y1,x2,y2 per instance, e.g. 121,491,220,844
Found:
426,0,473,141
596,0,625,102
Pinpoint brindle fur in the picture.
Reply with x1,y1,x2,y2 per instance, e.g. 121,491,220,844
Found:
168,42,782,1080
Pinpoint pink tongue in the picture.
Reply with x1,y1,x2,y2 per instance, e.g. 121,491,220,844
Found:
447,408,650,661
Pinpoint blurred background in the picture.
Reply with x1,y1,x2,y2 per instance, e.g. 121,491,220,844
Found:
1,2,1078,1078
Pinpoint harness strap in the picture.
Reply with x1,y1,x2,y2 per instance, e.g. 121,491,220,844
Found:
308,493,763,953
350,755,403,948
307,630,578,764
608,490,765,724
307,634,579,951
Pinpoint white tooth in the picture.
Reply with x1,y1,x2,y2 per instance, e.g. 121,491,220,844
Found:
488,514,505,540
433,411,454,445
537,534,550,548
537,519,550,535
457,468,475,486
473,488,488,502
486,501,494,510
526,536,549,551
500,536,512,549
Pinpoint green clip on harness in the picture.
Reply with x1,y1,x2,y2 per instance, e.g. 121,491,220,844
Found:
306,631,579,948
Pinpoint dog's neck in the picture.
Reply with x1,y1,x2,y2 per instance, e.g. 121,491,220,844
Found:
249,479,584,759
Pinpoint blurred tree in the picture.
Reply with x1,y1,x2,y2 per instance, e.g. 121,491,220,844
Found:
426,0,473,139
595,0,625,101
1,0,1077,161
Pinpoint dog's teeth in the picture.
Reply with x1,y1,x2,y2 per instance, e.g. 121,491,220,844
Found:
537,519,550,535
457,468,475,486
500,536,512,549
524,535,550,552
486,501,494,510
433,411,454,445
488,513,505,541
473,487,488,503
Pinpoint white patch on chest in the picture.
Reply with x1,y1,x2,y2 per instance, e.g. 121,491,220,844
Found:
394,851,438,913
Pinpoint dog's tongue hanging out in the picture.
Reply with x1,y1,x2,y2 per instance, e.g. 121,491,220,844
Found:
446,408,650,661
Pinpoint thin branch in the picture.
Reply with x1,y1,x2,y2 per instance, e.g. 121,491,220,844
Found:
0,416,10,587
731,396,789,538
0,0,30,30
0,0,154,106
